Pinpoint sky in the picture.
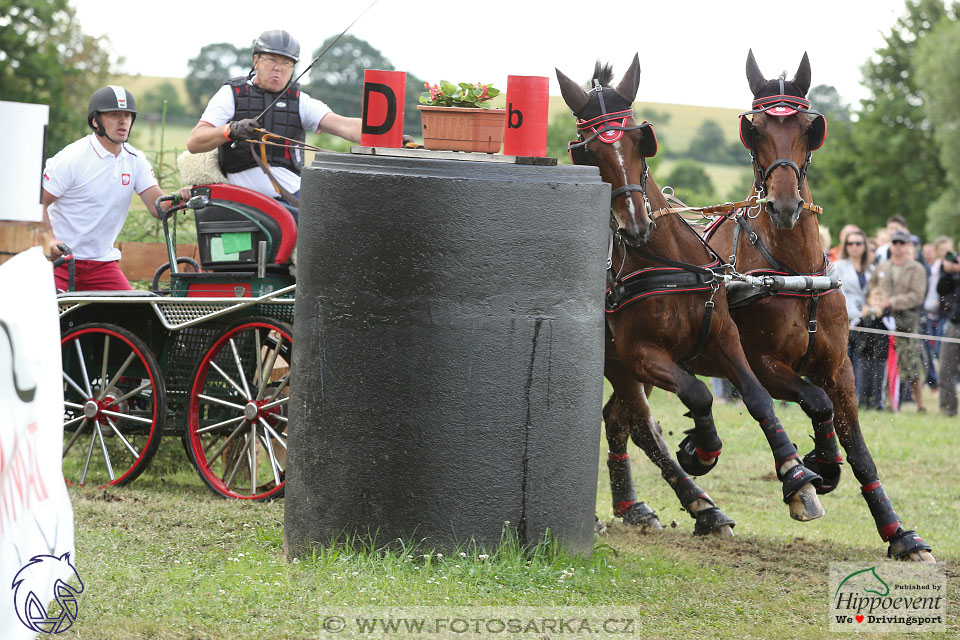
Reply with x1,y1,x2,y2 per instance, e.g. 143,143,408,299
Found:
73,0,910,110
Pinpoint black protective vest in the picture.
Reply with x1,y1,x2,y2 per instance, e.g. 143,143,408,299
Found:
218,76,306,176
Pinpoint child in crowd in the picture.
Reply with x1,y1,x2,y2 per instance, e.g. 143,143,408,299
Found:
855,287,896,410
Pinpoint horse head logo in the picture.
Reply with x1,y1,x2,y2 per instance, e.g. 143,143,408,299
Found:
11,552,84,634
835,566,890,598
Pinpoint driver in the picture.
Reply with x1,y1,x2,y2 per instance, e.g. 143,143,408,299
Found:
186,29,362,218
42,85,191,291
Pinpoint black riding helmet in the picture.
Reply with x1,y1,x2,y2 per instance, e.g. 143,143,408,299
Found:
253,30,300,63
87,85,137,140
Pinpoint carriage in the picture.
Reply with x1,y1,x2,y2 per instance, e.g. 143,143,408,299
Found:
58,183,296,500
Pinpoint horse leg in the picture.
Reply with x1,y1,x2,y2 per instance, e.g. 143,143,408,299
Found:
708,336,825,521
813,359,936,563
601,383,662,531
620,350,734,536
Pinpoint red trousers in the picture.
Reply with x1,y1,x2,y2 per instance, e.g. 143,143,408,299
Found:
55,260,131,292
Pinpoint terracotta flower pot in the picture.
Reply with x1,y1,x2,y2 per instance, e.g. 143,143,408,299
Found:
417,105,505,153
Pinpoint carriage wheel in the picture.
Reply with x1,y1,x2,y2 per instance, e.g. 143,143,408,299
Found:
60,323,165,488
186,316,292,501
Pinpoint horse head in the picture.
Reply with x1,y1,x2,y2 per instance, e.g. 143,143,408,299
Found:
740,49,826,229
556,54,659,247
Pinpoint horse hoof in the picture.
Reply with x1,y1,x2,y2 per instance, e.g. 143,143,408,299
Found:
788,483,825,521
909,550,937,563
677,435,718,477
594,517,608,536
693,506,735,536
887,529,933,561
622,502,662,530
802,450,842,495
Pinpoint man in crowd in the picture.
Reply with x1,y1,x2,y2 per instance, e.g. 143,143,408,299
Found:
936,245,960,416
869,228,929,412
42,85,191,291
186,29,362,214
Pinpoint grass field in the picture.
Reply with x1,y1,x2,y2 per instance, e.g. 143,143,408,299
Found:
62,386,958,639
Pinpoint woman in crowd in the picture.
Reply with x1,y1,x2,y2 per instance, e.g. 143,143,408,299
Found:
834,228,874,403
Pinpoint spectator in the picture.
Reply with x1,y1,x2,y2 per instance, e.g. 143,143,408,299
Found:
835,228,873,399
873,214,908,264
870,228,929,412
922,236,954,386
936,246,960,416
827,223,861,262
855,287,895,410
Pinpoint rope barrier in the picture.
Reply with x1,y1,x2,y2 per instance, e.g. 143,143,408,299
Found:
848,324,960,345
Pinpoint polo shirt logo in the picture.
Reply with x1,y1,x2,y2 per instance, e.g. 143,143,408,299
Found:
121,173,131,185
43,172,51,181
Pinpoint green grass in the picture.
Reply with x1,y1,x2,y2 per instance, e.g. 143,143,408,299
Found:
61,385,958,639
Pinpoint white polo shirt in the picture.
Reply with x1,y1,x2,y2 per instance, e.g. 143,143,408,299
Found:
198,78,333,198
42,135,157,261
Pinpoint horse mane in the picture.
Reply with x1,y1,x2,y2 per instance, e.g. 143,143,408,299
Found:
590,61,615,88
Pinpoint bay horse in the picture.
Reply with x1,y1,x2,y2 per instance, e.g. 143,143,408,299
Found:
703,50,934,562
556,55,826,537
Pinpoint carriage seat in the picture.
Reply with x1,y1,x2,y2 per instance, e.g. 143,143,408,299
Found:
189,184,297,274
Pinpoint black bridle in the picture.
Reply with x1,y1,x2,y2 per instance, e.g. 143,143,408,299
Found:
568,81,657,206
738,88,826,198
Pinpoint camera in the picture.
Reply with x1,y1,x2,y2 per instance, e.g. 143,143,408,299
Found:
946,251,958,264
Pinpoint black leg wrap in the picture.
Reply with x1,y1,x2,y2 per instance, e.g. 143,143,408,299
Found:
621,502,662,530
760,418,800,469
693,507,736,536
677,431,719,477
779,463,823,504
677,412,722,477
861,482,902,541
674,475,709,509
607,453,638,517
886,528,932,560
802,447,842,495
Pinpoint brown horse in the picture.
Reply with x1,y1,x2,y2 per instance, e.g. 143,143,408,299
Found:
703,50,934,562
556,55,826,537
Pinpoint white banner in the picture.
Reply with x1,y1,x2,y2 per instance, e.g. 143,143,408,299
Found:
0,101,48,223
0,248,77,638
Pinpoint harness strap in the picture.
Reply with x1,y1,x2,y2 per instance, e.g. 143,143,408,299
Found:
796,291,819,376
735,213,800,276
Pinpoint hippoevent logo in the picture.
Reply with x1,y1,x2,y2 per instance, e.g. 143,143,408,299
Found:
11,553,84,634
829,562,944,633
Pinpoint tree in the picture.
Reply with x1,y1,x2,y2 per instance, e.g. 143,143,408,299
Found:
812,0,957,238
0,0,112,155
687,119,726,163
808,84,851,122
185,43,250,114
916,18,960,240
547,114,577,163
138,81,190,124
303,34,424,136
662,160,715,206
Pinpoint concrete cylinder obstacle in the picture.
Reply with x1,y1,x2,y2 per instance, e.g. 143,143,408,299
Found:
284,150,610,558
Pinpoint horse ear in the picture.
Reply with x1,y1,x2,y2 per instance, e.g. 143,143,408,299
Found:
746,49,766,97
556,67,589,114
615,53,641,103
792,52,811,97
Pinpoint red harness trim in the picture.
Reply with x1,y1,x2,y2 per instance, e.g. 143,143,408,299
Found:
751,95,810,110
576,109,635,144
